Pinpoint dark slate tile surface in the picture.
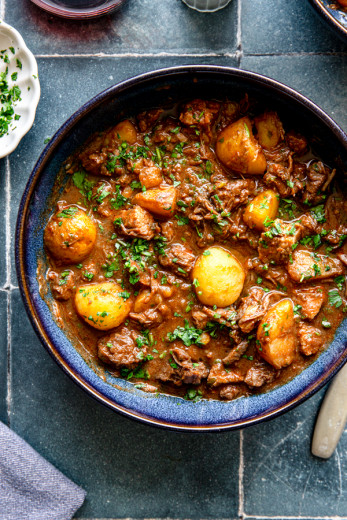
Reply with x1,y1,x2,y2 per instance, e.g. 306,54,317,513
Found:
5,0,238,56
241,55,347,130
10,289,240,519
3,0,347,517
243,390,347,517
8,55,237,286
0,291,8,423
241,0,347,54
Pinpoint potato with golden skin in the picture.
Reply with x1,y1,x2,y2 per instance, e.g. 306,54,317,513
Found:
75,281,132,330
257,299,297,369
192,246,246,308
243,189,279,231
255,112,284,149
133,187,177,217
216,117,267,175
44,207,96,264
113,120,137,145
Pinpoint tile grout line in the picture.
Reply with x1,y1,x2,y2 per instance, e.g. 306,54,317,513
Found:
0,0,5,20
236,0,242,66
32,51,347,59
6,288,11,427
238,429,244,520
34,51,239,59
4,156,11,427
4,156,11,291
245,514,347,520
73,517,347,520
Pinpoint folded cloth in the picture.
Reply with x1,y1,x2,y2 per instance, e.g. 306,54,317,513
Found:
0,422,86,520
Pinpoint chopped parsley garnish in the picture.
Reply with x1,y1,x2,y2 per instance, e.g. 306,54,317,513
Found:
57,207,78,218
311,204,326,223
329,289,343,309
184,388,202,402
262,323,271,336
0,57,22,138
118,291,131,300
175,214,189,226
110,185,128,209
167,320,204,347
72,170,94,201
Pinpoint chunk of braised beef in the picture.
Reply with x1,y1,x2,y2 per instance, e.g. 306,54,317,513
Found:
79,135,109,176
193,305,238,329
127,259,151,286
47,270,75,301
298,323,324,356
293,286,326,320
213,178,256,213
151,118,188,146
263,143,306,197
115,205,159,240
248,257,290,289
285,130,308,156
98,327,147,369
129,308,163,328
244,362,276,388
237,287,269,333
258,219,302,264
160,220,176,243
303,162,335,204
137,108,163,132
219,384,243,400
223,340,249,365
155,347,209,386
191,308,209,330
79,127,124,177
287,249,344,282
207,363,244,387
158,242,195,277
179,99,220,129
171,347,209,385
337,253,347,267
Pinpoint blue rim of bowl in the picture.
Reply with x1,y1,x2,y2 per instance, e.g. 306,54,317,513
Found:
15,65,347,431
29,0,126,19
308,0,347,41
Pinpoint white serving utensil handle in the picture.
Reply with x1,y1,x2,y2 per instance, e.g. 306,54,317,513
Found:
312,363,347,459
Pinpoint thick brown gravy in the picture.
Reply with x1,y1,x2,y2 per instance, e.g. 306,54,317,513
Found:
41,97,347,402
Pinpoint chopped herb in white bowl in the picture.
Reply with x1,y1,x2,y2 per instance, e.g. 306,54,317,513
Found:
0,21,40,158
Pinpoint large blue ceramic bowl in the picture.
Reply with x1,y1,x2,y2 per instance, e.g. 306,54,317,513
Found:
16,66,347,431
308,0,347,40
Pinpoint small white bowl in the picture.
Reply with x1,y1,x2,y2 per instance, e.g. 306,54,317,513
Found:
0,21,40,159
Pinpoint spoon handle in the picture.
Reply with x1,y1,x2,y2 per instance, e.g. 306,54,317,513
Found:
311,363,347,459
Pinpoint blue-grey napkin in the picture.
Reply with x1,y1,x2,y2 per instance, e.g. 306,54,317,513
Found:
0,422,86,520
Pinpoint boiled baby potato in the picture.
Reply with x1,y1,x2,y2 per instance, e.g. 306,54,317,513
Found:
75,281,132,330
216,116,267,175
243,189,279,230
114,120,137,145
133,187,177,217
192,246,245,307
257,299,297,369
44,206,96,264
255,112,284,149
